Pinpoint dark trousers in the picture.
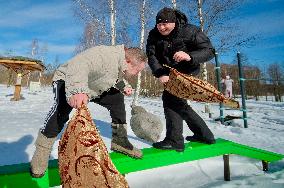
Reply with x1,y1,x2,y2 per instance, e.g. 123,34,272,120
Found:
162,90,214,147
42,80,126,138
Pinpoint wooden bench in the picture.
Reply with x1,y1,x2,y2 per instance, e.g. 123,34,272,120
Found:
0,138,283,188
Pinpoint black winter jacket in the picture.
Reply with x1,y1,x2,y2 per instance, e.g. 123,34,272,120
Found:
146,10,215,77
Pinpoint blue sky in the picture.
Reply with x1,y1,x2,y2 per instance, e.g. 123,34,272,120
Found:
220,0,284,67
0,0,283,68
0,0,83,65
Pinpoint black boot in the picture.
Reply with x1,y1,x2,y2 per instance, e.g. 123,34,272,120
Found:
185,135,216,144
153,139,184,152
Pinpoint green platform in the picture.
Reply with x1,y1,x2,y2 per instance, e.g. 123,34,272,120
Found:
0,138,283,188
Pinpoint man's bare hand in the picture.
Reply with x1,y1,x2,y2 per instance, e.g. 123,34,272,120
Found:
159,76,169,84
124,87,134,96
173,51,191,62
68,93,89,109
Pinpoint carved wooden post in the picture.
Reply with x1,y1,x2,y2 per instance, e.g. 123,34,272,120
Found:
11,73,22,101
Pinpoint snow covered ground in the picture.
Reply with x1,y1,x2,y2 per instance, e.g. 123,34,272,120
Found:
0,84,283,188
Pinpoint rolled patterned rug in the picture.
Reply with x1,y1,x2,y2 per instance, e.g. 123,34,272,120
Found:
165,68,240,109
58,105,129,188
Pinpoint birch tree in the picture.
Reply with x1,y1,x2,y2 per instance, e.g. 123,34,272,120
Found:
174,0,254,53
109,0,116,45
26,39,39,87
132,0,146,106
197,0,212,113
38,43,48,84
172,0,177,9
73,0,110,51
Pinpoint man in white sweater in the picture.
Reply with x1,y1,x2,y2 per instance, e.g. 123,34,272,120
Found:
30,45,147,178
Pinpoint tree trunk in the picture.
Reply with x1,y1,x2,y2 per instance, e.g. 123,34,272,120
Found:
109,0,116,45
197,0,207,82
172,0,177,9
7,68,13,87
133,0,146,106
197,0,210,113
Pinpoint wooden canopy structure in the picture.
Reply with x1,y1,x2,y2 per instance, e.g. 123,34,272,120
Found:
0,56,45,101
0,56,45,73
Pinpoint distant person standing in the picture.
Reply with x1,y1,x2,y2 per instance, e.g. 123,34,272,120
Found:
221,75,234,99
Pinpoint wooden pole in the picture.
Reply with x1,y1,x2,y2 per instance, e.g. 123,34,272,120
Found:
11,73,22,101
223,154,230,181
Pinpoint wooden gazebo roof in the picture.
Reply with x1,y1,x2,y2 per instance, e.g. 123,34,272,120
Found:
0,56,45,73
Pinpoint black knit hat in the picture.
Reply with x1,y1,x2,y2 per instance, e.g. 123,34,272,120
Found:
156,7,176,24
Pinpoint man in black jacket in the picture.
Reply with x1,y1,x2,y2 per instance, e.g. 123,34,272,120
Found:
146,7,216,152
